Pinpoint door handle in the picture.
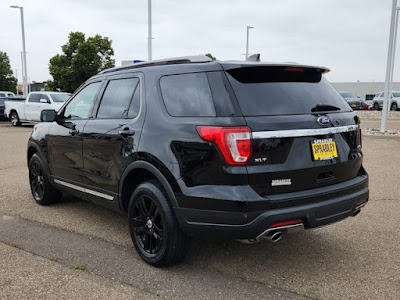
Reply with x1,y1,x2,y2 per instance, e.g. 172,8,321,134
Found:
69,129,79,136
118,128,135,138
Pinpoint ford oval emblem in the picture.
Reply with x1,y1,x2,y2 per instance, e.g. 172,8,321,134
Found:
317,116,332,126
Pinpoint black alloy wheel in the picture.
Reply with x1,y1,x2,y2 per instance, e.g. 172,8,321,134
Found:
391,102,398,111
373,103,380,111
28,153,61,205
132,194,164,256
29,159,44,201
128,181,189,267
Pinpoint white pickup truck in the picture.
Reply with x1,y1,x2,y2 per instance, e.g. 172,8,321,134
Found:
5,91,70,126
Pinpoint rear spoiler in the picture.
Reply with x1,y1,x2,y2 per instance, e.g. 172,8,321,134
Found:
220,62,330,74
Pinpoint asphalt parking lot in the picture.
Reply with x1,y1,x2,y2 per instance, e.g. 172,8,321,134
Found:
0,120,399,300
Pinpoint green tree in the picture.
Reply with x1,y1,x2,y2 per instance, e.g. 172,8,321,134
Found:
0,51,17,92
49,32,115,92
205,53,217,61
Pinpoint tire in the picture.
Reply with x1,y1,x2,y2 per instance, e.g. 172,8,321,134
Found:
128,180,189,267
28,153,61,205
391,102,398,111
373,103,380,111
10,111,21,126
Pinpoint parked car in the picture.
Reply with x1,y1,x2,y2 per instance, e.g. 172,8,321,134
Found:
372,91,400,111
339,92,365,110
28,56,369,267
365,100,373,107
4,92,70,126
0,91,16,98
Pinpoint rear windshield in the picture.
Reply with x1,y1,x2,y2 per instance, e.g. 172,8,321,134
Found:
226,67,351,116
340,92,358,98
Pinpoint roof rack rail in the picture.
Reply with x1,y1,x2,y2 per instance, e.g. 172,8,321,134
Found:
99,55,213,74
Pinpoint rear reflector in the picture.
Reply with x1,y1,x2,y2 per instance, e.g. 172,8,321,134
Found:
283,67,305,73
270,219,302,228
196,126,251,165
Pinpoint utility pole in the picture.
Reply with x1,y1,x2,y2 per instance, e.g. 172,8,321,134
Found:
381,0,398,132
245,26,254,60
148,0,153,61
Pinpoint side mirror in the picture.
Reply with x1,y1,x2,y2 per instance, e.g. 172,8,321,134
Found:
41,109,57,122
40,98,50,104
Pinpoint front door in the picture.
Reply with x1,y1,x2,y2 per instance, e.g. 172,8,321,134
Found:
81,75,145,209
47,81,104,197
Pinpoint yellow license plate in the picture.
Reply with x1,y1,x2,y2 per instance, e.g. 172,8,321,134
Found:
311,139,338,160
351,104,356,107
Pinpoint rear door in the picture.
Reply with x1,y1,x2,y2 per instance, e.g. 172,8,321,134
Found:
224,66,362,197
81,73,145,209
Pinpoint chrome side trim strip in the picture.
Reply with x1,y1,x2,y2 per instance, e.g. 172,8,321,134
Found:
54,179,114,201
252,125,359,139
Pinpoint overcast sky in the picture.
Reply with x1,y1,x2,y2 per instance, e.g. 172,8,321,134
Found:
0,0,396,84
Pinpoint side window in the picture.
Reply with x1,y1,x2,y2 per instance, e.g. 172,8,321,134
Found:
128,83,140,118
97,78,139,119
40,94,50,102
29,94,41,103
64,82,102,120
0,93,6,97
160,73,216,117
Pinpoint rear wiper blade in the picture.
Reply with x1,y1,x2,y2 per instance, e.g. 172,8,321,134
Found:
311,104,341,112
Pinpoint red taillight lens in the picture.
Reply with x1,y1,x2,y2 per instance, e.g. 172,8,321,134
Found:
196,126,252,165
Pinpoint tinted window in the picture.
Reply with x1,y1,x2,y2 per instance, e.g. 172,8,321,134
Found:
64,82,102,119
0,93,5,97
160,73,216,117
7,93,14,97
41,94,50,102
226,67,351,116
97,78,139,119
128,83,140,118
393,92,400,97
29,94,41,103
50,93,70,103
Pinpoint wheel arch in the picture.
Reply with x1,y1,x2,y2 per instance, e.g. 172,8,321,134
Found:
119,160,181,214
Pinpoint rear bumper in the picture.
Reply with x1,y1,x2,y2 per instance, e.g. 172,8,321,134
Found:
175,175,369,239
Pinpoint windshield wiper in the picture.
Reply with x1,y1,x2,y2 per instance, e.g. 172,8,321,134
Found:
311,104,341,112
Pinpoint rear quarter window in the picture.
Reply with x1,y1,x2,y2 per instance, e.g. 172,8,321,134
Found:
160,73,216,117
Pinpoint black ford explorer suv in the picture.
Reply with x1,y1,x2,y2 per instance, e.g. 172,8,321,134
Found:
28,56,368,267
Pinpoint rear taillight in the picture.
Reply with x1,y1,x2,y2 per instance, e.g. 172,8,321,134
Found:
196,126,252,165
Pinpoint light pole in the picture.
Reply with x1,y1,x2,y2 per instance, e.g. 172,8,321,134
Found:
245,26,254,60
11,5,28,96
388,7,400,111
148,0,152,61
381,0,398,132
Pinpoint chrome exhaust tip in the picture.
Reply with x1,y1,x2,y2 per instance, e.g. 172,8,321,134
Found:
265,230,283,243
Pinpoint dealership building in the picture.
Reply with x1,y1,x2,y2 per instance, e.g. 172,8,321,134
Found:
332,82,400,101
